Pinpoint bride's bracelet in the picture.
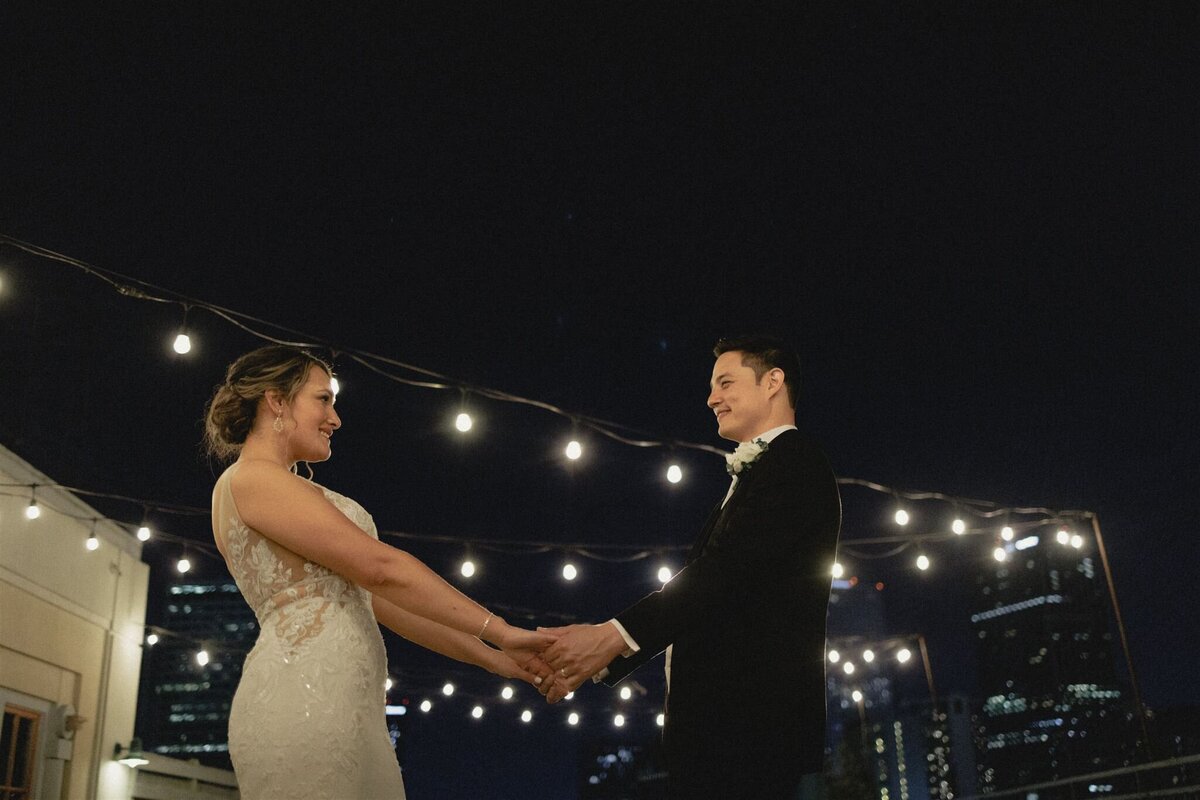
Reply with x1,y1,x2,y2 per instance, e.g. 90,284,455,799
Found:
476,611,494,640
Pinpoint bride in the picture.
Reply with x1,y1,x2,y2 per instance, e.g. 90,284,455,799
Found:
203,345,554,799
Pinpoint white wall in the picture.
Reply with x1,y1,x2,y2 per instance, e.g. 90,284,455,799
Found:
0,444,150,800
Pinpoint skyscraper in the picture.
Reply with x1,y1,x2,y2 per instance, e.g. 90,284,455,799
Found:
136,578,256,768
971,526,1133,794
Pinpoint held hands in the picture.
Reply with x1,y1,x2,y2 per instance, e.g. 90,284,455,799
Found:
534,623,628,703
485,619,558,688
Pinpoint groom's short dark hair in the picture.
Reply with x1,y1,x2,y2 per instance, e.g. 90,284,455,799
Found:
713,335,801,409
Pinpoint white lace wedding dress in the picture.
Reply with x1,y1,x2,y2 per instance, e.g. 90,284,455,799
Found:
213,462,406,799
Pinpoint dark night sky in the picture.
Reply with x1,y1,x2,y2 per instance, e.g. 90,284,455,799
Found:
2,5,1198,798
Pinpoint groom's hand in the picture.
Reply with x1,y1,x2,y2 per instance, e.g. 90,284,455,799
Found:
537,623,627,703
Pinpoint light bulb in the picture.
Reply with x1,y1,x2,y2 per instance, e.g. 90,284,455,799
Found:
176,557,192,574
520,709,533,723
862,649,875,663
831,562,844,579
385,678,393,691
25,501,40,520
330,377,340,395
172,333,192,355
564,692,574,700
146,634,159,646
1056,528,1071,545
952,518,966,535
420,700,433,713
897,648,912,664
455,412,473,432
471,705,484,719
442,682,455,697
666,464,682,484
501,686,514,700
567,712,580,726
993,547,1008,562
656,713,665,727
843,662,855,675
136,525,152,541
828,650,841,663
613,714,625,728
657,566,673,584
564,440,582,460
196,649,210,666
894,509,910,526
460,560,476,578
1001,526,1014,541
619,686,632,701
852,690,863,702
86,535,100,551
1071,534,1083,549
562,563,578,581
916,554,930,571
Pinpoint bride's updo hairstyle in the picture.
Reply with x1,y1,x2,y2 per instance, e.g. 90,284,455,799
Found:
204,345,333,461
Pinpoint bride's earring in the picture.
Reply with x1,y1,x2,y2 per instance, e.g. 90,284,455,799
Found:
273,412,284,433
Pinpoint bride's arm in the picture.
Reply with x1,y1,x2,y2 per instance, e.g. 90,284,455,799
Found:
372,596,541,686
230,460,554,667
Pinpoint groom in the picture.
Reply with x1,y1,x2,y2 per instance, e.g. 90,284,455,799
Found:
540,336,841,799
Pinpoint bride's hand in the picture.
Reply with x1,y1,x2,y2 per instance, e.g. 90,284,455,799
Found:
490,651,558,690
489,622,557,686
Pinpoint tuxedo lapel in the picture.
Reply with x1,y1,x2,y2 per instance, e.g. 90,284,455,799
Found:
686,499,725,564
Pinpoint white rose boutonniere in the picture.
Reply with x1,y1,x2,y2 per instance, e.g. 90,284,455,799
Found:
725,437,769,476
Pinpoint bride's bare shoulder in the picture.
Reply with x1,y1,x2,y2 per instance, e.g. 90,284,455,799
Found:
232,459,324,500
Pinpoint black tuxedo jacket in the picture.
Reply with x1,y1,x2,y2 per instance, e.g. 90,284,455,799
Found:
604,429,841,797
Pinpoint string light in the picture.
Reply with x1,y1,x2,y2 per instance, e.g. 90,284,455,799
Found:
952,517,966,535
459,559,476,578
894,508,910,526
862,649,875,663
564,692,574,701
172,306,193,355
442,682,455,697
657,565,673,584
916,554,930,571
195,649,210,666
1057,528,1071,545
455,412,473,433
145,634,158,646
896,648,912,664
136,525,152,541
176,556,192,574
520,710,533,723
500,686,514,701
1001,525,1015,541
1071,534,1084,549
656,713,665,727
831,562,844,579
385,678,394,691
828,650,841,663
851,690,863,703
666,464,683,484
471,705,484,719
330,377,340,395
420,700,433,713
86,534,100,551
561,563,578,581
993,547,1008,562
564,440,583,461
843,662,855,675
25,486,40,520
619,686,632,701
613,714,625,728
567,712,580,726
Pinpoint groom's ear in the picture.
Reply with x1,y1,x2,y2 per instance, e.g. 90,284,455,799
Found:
765,368,785,397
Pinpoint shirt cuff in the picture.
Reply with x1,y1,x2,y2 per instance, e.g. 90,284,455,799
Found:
607,619,639,656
